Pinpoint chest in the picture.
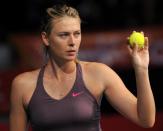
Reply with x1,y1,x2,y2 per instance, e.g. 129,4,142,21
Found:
26,64,102,130
43,75,76,100
44,77,103,104
24,64,104,108
28,93,100,126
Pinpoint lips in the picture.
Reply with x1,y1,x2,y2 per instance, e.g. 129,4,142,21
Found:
66,50,76,56
67,50,76,52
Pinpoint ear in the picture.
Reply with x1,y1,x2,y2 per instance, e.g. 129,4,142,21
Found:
41,32,49,46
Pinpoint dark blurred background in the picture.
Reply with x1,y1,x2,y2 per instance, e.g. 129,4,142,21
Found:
0,0,163,34
0,0,163,131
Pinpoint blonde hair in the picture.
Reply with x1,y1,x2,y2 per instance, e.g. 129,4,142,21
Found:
41,4,81,35
41,4,81,63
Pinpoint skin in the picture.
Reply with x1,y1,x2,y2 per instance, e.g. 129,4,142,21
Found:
9,16,155,131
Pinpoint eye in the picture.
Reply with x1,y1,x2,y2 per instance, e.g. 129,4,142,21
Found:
58,33,69,38
74,32,81,37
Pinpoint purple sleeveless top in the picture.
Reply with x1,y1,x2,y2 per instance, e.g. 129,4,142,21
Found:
27,63,102,131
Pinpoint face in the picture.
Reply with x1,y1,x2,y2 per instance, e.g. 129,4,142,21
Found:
42,16,81,62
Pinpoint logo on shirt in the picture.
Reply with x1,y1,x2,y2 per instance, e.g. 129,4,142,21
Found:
72,91,84,97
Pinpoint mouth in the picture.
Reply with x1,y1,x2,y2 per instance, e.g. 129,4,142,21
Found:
66,50,76,56
67,50,76,52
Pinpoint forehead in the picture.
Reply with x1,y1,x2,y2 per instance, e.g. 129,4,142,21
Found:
51,16,81,33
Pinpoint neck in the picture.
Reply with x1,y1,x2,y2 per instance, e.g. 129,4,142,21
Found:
45,57,77,80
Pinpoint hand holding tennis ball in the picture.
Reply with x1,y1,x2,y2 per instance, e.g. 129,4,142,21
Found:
129,31,145,48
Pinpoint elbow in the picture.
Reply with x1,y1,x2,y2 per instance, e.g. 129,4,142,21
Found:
138,110,156,128
140,118,155,128
142,121,155,128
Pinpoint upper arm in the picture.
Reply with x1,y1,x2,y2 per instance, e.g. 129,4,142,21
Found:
100,64,140,125
9,75,28,131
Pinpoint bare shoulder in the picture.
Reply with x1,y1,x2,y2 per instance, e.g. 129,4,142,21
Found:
12,69,40,86
79,61,114,75
79,61,119,86
11,68,41,96
79,61,118,96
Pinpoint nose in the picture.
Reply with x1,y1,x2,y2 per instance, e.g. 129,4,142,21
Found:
68,35,75,47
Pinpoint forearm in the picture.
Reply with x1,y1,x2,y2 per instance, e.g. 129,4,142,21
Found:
135,67,155,127
9,113,27,131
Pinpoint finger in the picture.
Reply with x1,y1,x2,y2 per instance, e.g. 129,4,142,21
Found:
144,37,149,49
133,43,138,54
126,37,130,45
127,45,132,54
140,31,144,36
139,46,145,52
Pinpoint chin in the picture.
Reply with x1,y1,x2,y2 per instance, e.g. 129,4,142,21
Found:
64,56,76,61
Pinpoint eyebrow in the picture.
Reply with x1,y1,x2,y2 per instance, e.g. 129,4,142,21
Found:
58,30,81,34
58,32,69,34
57,30,81,35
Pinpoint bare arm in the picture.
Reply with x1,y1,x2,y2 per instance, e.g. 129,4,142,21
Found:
103,36,155,128
128,36,155,127
9,76,28,131
134,66,155,127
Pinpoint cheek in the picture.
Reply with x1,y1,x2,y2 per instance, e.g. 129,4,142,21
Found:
51,44,65,52
77,40,81,48
50,39,65,49
49,42,64,54
76,37,81,46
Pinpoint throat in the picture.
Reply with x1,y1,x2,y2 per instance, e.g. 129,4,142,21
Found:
46,59,77,80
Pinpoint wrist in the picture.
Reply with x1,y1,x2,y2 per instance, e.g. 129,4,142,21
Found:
134,66,149,74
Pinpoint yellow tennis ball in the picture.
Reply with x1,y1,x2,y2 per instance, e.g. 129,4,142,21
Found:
129,31,145,48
